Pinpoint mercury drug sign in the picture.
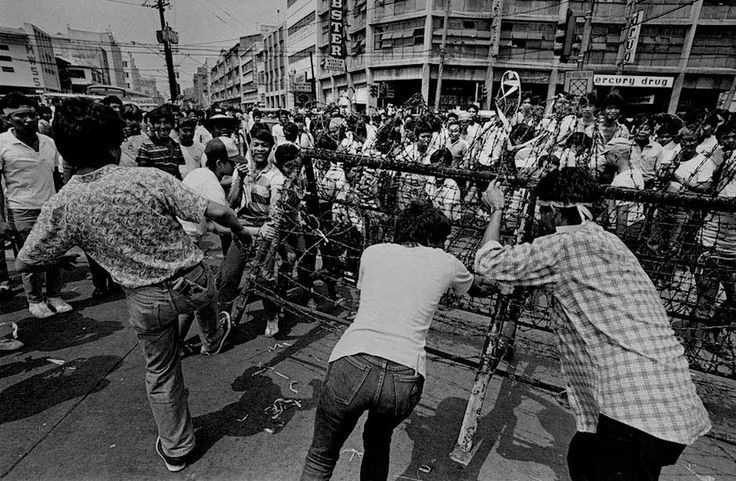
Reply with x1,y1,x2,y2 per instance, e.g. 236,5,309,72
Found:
593,75,673,89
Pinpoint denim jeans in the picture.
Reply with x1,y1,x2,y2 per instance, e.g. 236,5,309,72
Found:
8,209,61,303
567,415,686,481
124,263,220,457
301,354,424,481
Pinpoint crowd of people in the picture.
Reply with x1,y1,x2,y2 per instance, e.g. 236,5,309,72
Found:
0,87,729,480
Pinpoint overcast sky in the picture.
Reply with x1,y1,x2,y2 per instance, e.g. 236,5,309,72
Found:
1,0,284,94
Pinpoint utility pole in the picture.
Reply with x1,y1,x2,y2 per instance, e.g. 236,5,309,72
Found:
433,0,451,111
577,0,595,70
156,0,178,102
309,50,317,107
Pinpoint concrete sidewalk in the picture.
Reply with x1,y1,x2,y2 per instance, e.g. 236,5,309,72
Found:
1,256,735,481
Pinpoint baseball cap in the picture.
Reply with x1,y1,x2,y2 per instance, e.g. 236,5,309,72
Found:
220,136,245,163
204,136,245,164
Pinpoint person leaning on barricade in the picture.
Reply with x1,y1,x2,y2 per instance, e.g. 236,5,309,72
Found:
300,201,492,481
473,168,710,481
14,98,251,473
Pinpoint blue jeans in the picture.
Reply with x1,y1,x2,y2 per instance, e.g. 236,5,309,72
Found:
8,209,61,303
124,263,219,457
301,354,424,481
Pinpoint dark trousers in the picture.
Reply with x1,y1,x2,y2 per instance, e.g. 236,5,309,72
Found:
301,354,424,481
568,415,686,481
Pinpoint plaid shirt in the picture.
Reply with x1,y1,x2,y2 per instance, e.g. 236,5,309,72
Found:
474,222,711,445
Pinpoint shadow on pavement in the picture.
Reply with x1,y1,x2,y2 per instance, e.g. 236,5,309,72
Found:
0,355,122,425
400,363,573,481
15,312,125,353
191,365,321,462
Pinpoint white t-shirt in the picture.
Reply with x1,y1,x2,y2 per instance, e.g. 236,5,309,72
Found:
120,133,146,167
610,169,644,227
0,130,58,210
329,243,473,377
179,142,205,179
272,124,285,145
425,177,461,221
179,167,228,238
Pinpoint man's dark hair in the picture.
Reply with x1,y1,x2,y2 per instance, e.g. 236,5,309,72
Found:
101,95,123,107
252,109,262,118
274,143,300,169
283,122,299,142
251,127,275,147
53,98,124,168
430,147,453,167
394,202,451,248
121,103,143,122
147,105,175,124
604,92,624,109
204,138,228,170
0,92,38,111
536,167,601,205
414,120,433,136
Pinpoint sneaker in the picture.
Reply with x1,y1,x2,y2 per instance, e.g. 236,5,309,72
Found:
29,302,55,319
0,337,23,351
155,437,188,473
264,317,279,338
47,297,73,314
201,312,232,356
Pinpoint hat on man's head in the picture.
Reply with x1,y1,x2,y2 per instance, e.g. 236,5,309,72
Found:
602,137,633,155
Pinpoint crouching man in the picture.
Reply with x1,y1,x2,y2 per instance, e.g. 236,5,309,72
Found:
474,168,710,481
15,98,251,473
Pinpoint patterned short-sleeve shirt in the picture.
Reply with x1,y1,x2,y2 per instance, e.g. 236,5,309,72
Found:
18,164,208,288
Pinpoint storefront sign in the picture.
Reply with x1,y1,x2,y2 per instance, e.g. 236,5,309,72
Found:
593,74,673,89
622,10,644,65
329,0,346,58
322,56,345,73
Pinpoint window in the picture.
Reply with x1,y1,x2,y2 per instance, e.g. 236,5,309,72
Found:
0,45,9,50
2,66,14,73
288,11,316,37
0,55,11,62
463,20,476,29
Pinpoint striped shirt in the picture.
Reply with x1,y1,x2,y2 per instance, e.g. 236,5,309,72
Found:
474,222,711,445
135,135,185,180
236,162,285,226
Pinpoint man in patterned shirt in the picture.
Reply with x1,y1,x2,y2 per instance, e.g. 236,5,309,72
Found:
474,168,710,481
135,104,186,179
15,98,251,473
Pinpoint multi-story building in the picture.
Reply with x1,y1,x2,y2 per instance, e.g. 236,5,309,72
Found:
53,27,126,90
210,34,261,108
314,0,736,114
139,76,164,104
286,0,318,108
262,25,289,108
192,66,209,107
122,51,142,92
0,24,61,95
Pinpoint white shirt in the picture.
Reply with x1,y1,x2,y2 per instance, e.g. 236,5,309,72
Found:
425,177,461,221
195,125,212,145
120,133,146,167
329,243,473,376
272,124,285,146
610,169,644,226
178,142,205,179
0,130,58,210
179,167,228,237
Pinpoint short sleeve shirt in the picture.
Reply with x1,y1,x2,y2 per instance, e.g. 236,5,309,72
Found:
18,165,208,288
0,130,59,210
180,167,227,237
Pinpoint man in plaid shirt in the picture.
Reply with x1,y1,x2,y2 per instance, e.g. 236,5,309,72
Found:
474,168,710,481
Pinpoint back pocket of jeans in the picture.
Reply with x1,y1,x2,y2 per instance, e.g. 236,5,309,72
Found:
325,357,370,407
393,373,424,418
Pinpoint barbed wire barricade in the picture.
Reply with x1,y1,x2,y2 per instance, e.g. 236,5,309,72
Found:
229,91,736,458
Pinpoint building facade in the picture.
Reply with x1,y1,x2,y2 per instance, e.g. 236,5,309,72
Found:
122,51,143,92
192,66,209,107
312,0,736,114
53,27,127,90
287,0,318,108
0,24,61,95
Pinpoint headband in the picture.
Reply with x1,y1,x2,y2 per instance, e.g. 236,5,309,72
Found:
537,200,593,222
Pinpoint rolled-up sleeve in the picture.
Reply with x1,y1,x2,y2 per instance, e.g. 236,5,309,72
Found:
474,235,561,289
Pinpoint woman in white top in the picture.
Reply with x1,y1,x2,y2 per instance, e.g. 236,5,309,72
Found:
300,202,488,481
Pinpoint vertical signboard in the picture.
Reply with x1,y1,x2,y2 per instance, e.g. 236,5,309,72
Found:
25,44,42,88
623,10,644,65
489,0,503,58
330,0,346,59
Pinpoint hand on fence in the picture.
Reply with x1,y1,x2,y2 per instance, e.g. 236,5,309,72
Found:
232,226,252,250
481,180,506,213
